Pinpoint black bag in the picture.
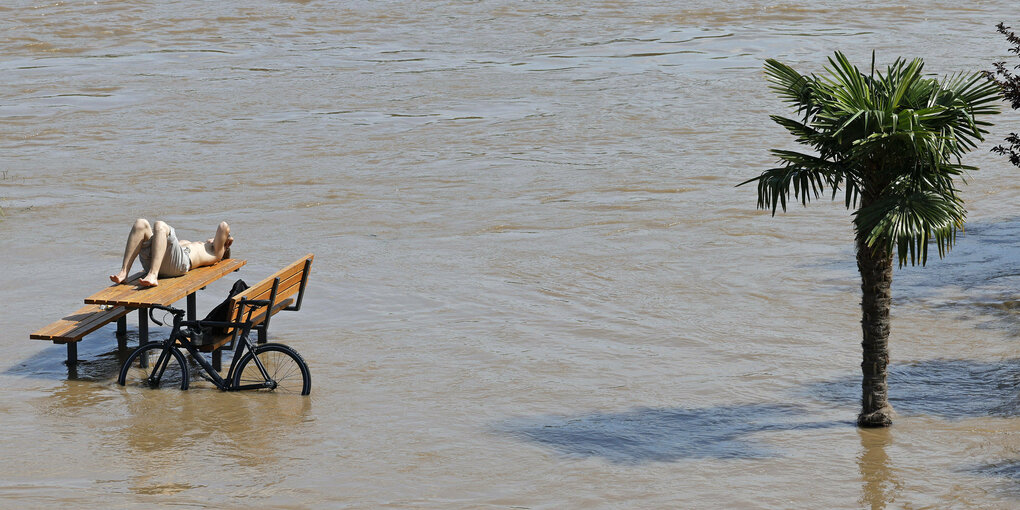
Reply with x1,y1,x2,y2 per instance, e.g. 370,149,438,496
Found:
201,279,249,338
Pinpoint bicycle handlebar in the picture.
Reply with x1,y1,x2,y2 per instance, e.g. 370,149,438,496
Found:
148,300,270,327
149,304,185,315
149,304,185,326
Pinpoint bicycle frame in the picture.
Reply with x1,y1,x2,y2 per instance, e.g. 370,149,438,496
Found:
144,299,280,391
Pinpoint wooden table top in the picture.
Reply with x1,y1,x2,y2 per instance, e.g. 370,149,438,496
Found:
84,258,247,307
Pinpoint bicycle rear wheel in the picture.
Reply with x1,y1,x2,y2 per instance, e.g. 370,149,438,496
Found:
232,343,310,395
118,343,190,390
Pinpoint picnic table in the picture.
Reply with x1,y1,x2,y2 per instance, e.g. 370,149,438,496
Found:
32,258,246,367
85,258,247,341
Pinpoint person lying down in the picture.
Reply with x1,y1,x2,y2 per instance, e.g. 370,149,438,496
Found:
110,219,233,287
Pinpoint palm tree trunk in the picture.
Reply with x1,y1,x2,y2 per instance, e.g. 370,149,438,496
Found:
856,235,895,427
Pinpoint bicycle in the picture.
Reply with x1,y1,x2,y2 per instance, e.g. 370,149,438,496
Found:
117,300,311,395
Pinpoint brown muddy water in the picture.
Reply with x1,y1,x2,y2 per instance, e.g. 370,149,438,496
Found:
3,1,1020,508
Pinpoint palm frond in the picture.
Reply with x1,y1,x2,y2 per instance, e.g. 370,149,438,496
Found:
764,59,815,117
738,155,845,215
769,115,819,145
854,190,965,266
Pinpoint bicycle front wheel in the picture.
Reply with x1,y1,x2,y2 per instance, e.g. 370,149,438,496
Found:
232,343,310,395
118,343,190,390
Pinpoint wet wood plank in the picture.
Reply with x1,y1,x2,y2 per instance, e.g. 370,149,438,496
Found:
30,304,130,343
84,258,247,307
234,254,313,307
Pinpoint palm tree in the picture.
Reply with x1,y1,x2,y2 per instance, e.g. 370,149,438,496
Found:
741,52,1000,427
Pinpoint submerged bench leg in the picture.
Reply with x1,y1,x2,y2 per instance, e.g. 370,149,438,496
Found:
66,342,78,367
212,349,222,372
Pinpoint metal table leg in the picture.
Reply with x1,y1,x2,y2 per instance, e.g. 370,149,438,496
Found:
138,308,148,345
66,342,77,367
187,293,197,322
117,315,128,350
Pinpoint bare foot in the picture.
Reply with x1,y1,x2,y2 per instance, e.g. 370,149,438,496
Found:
139,275,159,288
110,271,128,284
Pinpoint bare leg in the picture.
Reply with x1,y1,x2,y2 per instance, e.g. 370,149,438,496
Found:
213,221,231,260
111,219,151,284
139,221,170,287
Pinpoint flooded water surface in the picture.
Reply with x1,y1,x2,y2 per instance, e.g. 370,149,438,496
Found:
3,1,1020,508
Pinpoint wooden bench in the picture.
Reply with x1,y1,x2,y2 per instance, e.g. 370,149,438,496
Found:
198,254,313,370
30,304,132,363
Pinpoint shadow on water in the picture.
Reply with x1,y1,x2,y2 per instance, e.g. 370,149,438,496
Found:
807,217,1020,334
8,335,140,382
893,217,1020,337
873,217,1020,334
497,404,848,464
9,324,179,381
805,358,1020,419
893,217,1020,293
970,460,1020,482
502,358,1019,465
967,459,1020,500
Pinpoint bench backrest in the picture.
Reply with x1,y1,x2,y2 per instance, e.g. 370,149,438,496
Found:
227,253,314,332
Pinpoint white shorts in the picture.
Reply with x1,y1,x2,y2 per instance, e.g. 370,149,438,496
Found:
140,225,192,277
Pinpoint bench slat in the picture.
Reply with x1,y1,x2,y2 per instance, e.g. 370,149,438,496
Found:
31,305,130,343
240,269,304,305
232,254,313,307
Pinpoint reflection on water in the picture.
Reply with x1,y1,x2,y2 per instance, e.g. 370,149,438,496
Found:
858,428,900,510
115,389,312,498
36,379,120,418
